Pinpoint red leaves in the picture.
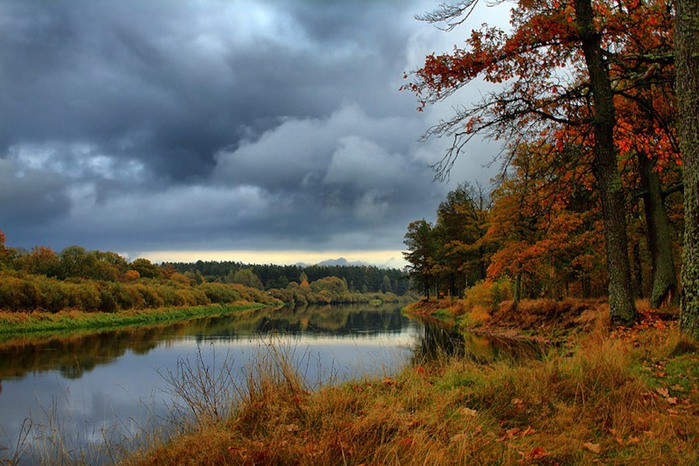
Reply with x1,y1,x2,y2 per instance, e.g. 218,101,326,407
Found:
528,446,548,460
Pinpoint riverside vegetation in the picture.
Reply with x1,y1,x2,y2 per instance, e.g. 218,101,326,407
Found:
1,251,698,463
122,288,699,465
0,232,407,334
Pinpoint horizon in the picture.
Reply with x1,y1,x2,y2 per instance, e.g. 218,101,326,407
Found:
134,250,408,269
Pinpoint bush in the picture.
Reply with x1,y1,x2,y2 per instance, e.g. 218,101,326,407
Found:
70,282,101,311
463,279,513,311
134,283,165,308
200,283,242,304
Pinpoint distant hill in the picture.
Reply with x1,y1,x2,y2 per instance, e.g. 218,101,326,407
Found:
316,257,369,267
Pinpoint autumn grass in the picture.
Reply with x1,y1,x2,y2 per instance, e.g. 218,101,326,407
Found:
123,307,699,466
0,303,271,337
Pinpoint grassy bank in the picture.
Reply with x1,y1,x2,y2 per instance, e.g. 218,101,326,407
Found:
0,302,273,336
121,302,699,465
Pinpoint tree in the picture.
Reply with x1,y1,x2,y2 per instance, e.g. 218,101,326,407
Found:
382,274,393,293
14,246,61,277
231,268,263,289
486,142,605,302
433,183,490,296
676,0,699,337
59,246,95,279
0,230,8,268
130,258,162,279
403,220,437,298
402,0,679,323
299,271,310,287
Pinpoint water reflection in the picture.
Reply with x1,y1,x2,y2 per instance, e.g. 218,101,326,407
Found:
0,303,420,464
0,304,544,464
413,318,546,364
0,303,412,380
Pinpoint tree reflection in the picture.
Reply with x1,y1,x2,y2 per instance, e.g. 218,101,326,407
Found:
0,304,413,380
412,319,546,365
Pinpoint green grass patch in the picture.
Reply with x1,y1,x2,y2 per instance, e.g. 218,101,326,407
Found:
0,303,270,336
430,308,452,319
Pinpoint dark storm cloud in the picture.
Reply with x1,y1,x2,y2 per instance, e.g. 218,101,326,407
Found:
0,0,502,255
0,158,71,227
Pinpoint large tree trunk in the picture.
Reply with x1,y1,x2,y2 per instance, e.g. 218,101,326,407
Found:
574,0,636,325
632,240,644,299
513,271,522,306
637,152,678,308
676,0,699,337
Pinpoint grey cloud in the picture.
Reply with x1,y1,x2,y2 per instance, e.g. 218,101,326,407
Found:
0,0,422,181
0,158,71,229
0,0,498,255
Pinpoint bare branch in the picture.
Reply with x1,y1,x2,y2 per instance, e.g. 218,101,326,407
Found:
415,1,480,31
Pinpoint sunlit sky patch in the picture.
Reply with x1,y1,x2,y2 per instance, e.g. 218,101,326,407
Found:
136,249,408,268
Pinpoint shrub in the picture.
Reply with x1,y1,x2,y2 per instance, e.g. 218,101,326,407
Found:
134,283,165,308
100,288,118,312
70,282,102,311
200,283,241,304
463,279,513,311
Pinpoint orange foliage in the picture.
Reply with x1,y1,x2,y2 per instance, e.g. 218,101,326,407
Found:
124,270,141,281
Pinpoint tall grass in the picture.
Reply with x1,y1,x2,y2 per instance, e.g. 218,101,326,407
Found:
6,316,697,465
122,323,699,466
1,393,158,465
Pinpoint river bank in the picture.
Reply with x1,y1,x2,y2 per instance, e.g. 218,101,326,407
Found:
0,302,272,336
121,299,699,465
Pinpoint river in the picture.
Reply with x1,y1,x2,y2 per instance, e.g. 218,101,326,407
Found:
0,303,424,463
0,303,540,464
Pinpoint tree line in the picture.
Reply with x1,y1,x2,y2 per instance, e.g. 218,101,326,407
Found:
165,260,410,295
0,232,408,313
402,0,698,334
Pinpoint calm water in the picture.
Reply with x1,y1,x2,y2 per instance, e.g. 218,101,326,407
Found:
0,303,422,463
0,303,541,464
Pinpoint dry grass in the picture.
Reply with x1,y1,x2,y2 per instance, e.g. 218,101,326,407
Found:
123,311,699,466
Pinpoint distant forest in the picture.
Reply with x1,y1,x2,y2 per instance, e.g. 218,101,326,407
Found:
0,232,411,313
166,261,410,295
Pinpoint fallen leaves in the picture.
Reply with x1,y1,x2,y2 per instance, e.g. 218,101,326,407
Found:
583,442,601,454
497,425,537,442
459,407,478,417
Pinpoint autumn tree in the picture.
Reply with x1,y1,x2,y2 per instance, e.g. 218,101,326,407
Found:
676,0,699,337
130,258,162,279
486,142,605,302
0,229,8,268
14,246,61,276
403,0,681,323
606,0,679,308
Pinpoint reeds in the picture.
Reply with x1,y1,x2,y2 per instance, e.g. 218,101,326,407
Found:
7,312,697,465
123,321,699,465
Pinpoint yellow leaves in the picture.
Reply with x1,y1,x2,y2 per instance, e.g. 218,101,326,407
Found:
511,397,525,407
459,407,478,417
583,441,602,454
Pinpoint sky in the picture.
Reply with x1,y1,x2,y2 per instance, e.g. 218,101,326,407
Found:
0,0,510,267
